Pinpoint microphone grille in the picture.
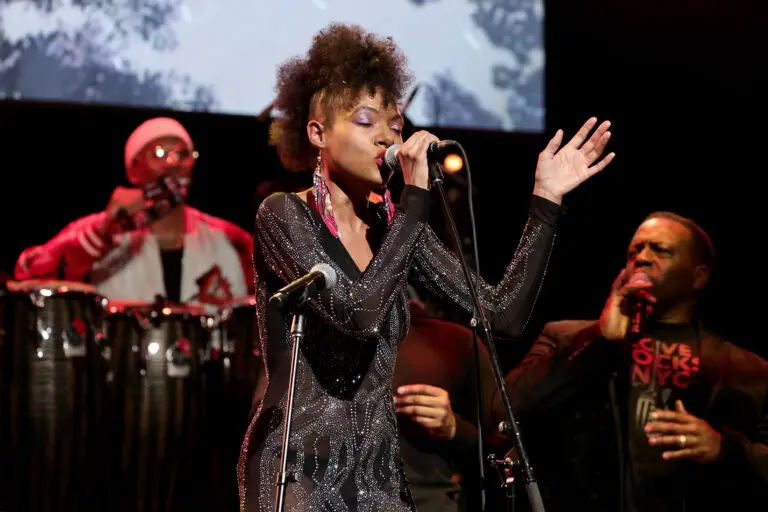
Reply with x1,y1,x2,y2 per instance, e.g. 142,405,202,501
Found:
384,144,401,172
310,263,338,291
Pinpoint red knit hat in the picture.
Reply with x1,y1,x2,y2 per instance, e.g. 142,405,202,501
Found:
124,117,194,184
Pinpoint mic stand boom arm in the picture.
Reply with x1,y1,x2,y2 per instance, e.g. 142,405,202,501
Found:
427,157,546,512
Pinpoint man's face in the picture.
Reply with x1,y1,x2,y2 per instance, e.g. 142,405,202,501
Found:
128,135,196,187
625,218,706,307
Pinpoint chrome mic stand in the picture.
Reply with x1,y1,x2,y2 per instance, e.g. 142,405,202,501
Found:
274,289,309,512
427,150,545,512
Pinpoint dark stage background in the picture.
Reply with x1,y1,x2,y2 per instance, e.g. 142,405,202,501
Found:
0,1,764,511
0,0,763,366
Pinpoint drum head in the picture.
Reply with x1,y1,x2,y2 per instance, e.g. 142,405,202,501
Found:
105,300,210,319
216,295,256,323
220,295,256,309
6,279,101,296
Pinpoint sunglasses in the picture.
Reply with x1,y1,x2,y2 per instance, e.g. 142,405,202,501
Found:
152,144,199,164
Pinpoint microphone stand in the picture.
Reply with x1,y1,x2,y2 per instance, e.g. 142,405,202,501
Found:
273,290,309,512
471,322,488,511
427,159,545,512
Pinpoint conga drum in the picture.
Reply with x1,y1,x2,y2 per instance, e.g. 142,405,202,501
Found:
206,296,261,511
102,300,215,512
0,280,109,512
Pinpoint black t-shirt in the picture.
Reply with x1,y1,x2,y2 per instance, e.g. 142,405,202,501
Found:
160,248,183,303
625,322,700,511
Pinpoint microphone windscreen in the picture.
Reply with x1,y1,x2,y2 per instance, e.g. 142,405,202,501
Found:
310,263,338,291
384,144,401,173
628,272,652,286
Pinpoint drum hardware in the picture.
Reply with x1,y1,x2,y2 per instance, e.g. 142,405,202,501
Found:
101,297,214,511
1,286,260,512
0,280,110,511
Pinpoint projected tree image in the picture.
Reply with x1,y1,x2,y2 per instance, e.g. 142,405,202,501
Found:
0,0,217,110
410,0,544,131
1,0,543,131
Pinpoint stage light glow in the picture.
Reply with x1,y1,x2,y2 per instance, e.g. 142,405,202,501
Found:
443,154,464,173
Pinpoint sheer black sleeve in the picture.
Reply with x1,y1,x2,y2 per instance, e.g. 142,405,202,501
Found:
410,195,562,338
253,186,431,337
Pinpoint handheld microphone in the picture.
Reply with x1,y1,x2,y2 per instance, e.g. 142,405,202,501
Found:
270,263,338,312
627,272,654,336
108,173,189,235
383,140,460,173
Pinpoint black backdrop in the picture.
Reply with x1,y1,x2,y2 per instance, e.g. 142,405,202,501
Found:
0,0,763,359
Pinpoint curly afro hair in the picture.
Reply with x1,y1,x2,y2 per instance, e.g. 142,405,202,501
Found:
268,23,413,171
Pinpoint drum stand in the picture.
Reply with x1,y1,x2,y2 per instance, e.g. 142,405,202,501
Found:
274,296,308,512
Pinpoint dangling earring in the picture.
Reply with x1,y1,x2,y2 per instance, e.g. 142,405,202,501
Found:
382,188,395,225
368,188,396,229
312,152,340,238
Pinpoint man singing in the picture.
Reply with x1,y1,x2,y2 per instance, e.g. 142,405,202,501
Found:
14,117,254,304
505,212,768,511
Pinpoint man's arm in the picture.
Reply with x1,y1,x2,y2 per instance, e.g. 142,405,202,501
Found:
451,320,611,459
714,347,768,484
218,220,255,295
15,187,148,282
15,213,113,281
492,320,608,421
718,407,768,484
449,337,514,459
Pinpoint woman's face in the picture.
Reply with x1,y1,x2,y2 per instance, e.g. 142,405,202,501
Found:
308,89,404,190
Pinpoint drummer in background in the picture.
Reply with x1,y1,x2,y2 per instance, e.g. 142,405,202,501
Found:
14,117,255,305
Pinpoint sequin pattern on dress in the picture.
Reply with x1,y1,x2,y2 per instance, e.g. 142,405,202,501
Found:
239,190,561,512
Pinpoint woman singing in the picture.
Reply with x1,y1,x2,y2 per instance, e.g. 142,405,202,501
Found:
240,23,614,512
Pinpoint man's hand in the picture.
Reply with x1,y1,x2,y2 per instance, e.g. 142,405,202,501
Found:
646,400,722,463
105,186,146,222
599,269,656,341
394,384,457,440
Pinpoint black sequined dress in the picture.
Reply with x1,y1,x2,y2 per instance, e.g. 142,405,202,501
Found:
239,186,561,511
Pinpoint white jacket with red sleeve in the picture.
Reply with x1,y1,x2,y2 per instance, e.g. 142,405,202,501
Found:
15,206,255,303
